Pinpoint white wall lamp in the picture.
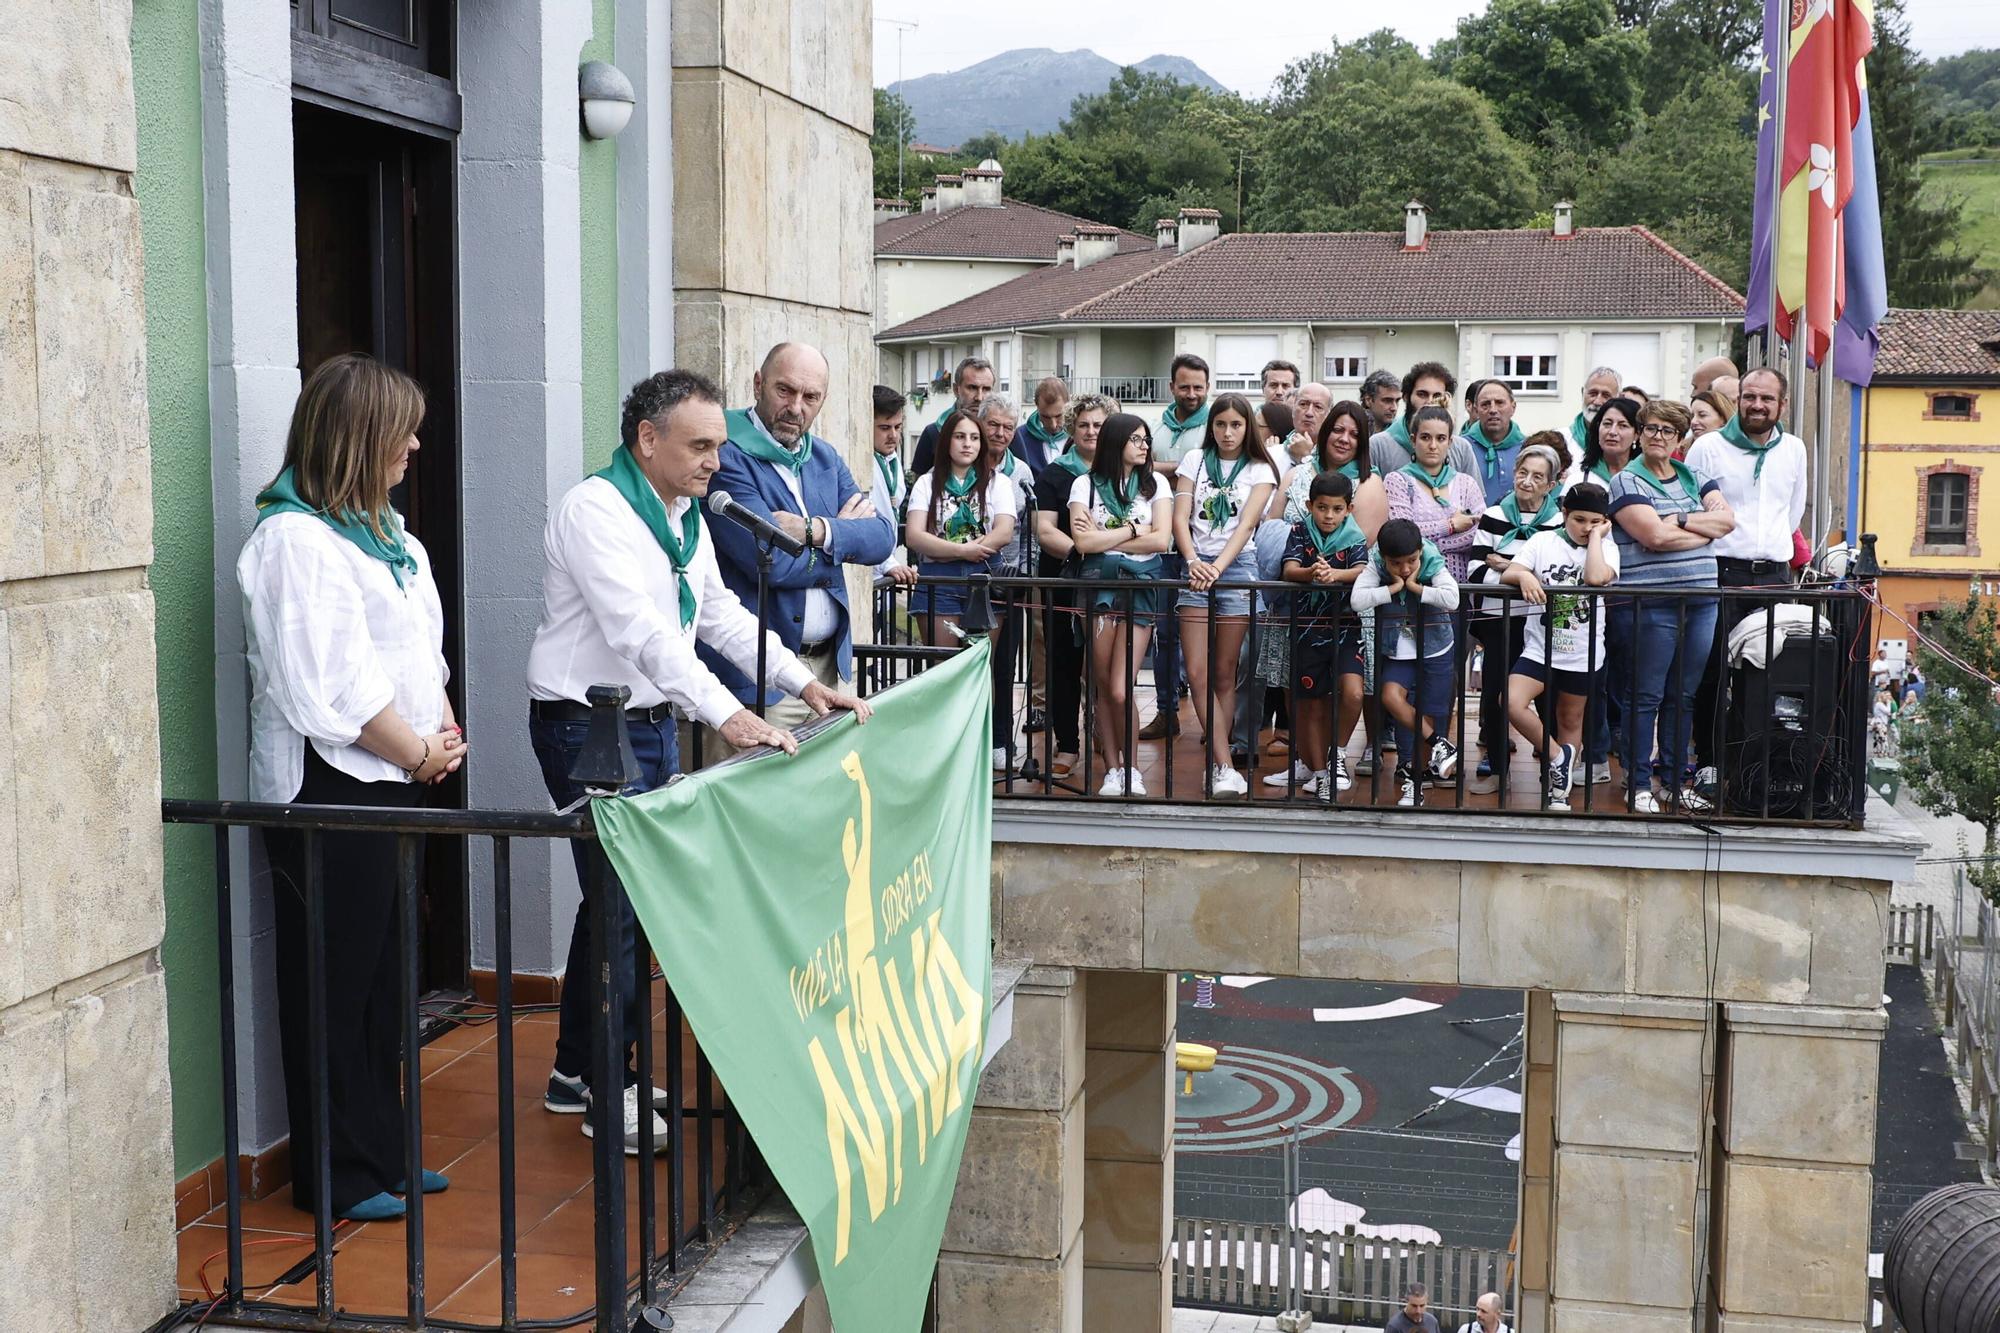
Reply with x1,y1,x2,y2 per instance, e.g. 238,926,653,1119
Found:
579,60,636,140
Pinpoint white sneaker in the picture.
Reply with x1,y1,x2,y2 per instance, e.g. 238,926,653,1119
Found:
1315,768,1336,805
1630,789,1663,814
580,1084,670,1156
1677,785,1713,814
1332,752,1353,792
1125,768,1148,797
1210,765,1249,797
1589,761,1615,785
1261,759,1314,788
992,746,1011,772
1397,769,1420,806
1098,768,1127,796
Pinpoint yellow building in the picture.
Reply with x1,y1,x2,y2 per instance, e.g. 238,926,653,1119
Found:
1858,308,2000,653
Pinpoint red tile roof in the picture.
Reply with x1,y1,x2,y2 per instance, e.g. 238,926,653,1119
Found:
1063,227,1743,324
1873,307,2000,381
878,248,1180,340
874,198,1155,262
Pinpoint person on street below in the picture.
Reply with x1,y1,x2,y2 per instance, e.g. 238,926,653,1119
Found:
526,368,868,1154
242,353,466,1221
1068,412,1172,796
1172,392,1278,797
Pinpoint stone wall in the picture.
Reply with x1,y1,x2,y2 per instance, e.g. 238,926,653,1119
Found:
671,0,876,467
0,1,177,1327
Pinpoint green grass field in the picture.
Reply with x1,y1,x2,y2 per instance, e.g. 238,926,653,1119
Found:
1920,155,2000,309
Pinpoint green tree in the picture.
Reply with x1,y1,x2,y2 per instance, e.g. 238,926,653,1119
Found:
1253,38,1538,231
1870,0,1986,307
1437,0,1649,152
1899,593,2000,903
1575,70,1756,289
871,89,919,202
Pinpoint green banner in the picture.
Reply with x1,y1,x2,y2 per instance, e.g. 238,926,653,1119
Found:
594,640,995,1332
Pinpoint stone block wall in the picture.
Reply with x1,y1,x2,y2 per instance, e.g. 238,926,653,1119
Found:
0,0,177,1326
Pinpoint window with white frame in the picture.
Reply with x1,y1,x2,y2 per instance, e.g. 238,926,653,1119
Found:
1058,337,1076,380
1213,334,1280,392
993,339,1014,394
1492,333,1560,395
1320,335,1369,383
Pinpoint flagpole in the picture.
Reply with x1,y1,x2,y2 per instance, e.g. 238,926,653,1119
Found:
1762,10,1793,372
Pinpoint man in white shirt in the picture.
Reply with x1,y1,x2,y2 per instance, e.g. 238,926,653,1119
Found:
1683,365,1805,764
525,367,869,1151
1453,1292,1512,1333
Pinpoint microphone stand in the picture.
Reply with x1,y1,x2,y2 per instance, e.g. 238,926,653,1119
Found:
754,531,776,719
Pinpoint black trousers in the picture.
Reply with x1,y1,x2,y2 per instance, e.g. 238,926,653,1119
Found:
1474,612,1528,759
1693,557,1793,766
1044,584,1085,756
264,747,427,1215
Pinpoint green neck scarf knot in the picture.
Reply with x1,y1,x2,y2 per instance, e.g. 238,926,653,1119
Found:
1499,489,1561,544
1718,415,1785,479
1304,515,1365,560
254,466,419,589
594,446,699,628
727,407,812,475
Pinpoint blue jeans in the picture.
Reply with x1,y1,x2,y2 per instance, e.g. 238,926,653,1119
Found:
1588,600,1629,765
1614,595,1718,795
1152,553,1187,703
529,710,679,1085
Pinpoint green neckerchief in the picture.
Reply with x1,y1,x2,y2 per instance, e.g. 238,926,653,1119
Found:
1370,539,1446,593
1303,515,1365,560
874,450,903,502
1161,400,1211,452
1569,412,1591,452
254,466,419,589
940,466,984,542
1331,458,1362,483
1399,458,1458,506
1621,455,1703,502
594,446,699,628
1199,448,1251,526
1093,473,1142,525
1719,414,1786,479
726,407,812,475
1588,459,1615,486
1499,489,1561,544
1024,414,1068,449
993,448,1022,481
1048,447,1089,478
1465,421,1524,481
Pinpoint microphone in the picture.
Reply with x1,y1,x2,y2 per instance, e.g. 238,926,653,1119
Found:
706,491,807,557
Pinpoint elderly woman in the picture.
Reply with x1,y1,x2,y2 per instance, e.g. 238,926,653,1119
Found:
239,354,466,1221
1608,399,1736,813
1465,435,1567,793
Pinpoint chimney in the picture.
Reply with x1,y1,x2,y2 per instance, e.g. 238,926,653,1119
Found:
1177,206,1220,255
1074,223,1121,270
1055,233,1077,268
920,185,937,213
875,196,911,224
1155,217,1177,249
934,173,964,212
1553,200,1575,238
964,158,1004,207
1403,198,1428,251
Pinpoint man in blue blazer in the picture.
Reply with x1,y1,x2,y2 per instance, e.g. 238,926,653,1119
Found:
699,342,894,749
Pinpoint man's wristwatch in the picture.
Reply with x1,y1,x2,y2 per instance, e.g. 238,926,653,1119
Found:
1675,511,1689,530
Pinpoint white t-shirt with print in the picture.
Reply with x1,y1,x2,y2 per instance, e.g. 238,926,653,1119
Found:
1068,472,1167,538
1175,450,1278,562
1513,526,1620,673
906,470,1020,544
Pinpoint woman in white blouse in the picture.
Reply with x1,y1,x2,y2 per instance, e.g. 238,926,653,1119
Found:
237,354,465,1223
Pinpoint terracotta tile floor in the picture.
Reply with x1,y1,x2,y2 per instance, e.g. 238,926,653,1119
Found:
997,688,1644,814
177,991,736,1326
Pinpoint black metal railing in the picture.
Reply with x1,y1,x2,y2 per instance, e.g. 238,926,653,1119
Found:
862,570,1875,827
162,687,760,1333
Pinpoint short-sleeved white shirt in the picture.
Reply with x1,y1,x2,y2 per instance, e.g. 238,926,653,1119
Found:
1175,450,1278,562
1514,527,1620,673
1069,472,1167,537
906,469,1020,540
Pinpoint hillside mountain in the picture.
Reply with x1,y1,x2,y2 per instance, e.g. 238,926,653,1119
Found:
889,47,1228,147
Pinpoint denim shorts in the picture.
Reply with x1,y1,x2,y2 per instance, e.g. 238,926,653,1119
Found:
1175,552,1256,618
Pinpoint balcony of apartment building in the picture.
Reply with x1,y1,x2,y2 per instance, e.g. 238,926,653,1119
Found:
160,559,1917,1333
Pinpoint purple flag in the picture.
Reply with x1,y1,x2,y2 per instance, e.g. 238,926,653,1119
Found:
1832,98,1887,385
1744,0,1783,339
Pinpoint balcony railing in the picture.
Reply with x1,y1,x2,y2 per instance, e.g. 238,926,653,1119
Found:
161,689,787,1333
861,570,1874,827
1060,374,1168,404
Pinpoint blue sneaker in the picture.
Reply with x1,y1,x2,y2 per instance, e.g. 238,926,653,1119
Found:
1546,743,1576,811
394,1170,450,1195
545,1070,587,1114
339,1191,407,1222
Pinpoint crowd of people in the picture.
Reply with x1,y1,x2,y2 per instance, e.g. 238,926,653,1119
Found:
871,347,1811,812
234,338,1812,1202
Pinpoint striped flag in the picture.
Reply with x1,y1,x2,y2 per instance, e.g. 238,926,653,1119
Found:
1746,0,1888,383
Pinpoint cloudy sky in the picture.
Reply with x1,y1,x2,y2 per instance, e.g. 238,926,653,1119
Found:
873,0,1999,98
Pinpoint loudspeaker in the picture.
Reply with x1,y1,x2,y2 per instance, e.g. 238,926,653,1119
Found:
1723,633,1855,819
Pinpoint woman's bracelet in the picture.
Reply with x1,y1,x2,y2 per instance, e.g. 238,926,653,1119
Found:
405,736,431,781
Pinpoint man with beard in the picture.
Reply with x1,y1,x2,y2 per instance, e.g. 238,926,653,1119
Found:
1570,366,1623,456
1369,361,1477,477
910,355,996,477
702,342,894,745
1360,369,1402,436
